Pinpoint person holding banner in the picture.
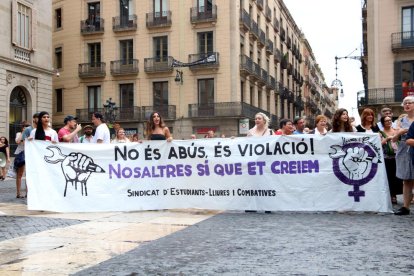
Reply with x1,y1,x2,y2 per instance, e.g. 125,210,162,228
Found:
29,111,59,142
393,96,414,215
91,112,110,144
331,108,356,133
146,112,172,142
247,112,273,136
277,119,294,135
356,108,380,133
309,115,328,136
111,128,130,143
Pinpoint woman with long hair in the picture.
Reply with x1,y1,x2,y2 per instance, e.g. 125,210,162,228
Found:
111,128,130,143
379,115,402,204
247,112,273,136
393,96,414,215
0,136,10,181
14,121,30,198
29,111,59,142
331,108,356,133
356,108,380,133
145,112,172,141
310,115,328,136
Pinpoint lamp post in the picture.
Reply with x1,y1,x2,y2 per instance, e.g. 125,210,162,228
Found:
103,97,118,124
175,69,183,85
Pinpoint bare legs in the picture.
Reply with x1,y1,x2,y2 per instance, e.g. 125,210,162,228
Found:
15,165,25,197
403,180,414,209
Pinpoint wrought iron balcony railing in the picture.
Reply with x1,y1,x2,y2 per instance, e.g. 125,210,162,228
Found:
240,55,254,76
144,56,174,72
112,15,137,32
256,0,264,10
81,18,104,34
110,59,139,75
357,87,404,107
190,5,217,23
78,62,106,78
391,31,414,52
188,102,272,121
258,29,266,48
188,52,220,70
141,105,176,120
76,106,141,123
250,20,259,40
274,48,282,63
239,9,251,32
146,11,172,28
273,18,279,33
265,39,274,55
265,6,271,22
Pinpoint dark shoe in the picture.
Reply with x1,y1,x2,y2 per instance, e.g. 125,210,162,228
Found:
265,211,272,214
394,207,410,216
245,210,257,213
16,194,24,199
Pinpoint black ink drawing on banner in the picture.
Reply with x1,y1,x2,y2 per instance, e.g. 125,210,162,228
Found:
44,146,105,197
329,140,381,202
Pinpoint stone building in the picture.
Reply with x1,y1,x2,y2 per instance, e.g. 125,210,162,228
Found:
0,0,53,150
52,0,331,138
358,0,414,118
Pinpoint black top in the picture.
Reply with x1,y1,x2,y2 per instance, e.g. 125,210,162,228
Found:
356,124,380,133
150,134,166,140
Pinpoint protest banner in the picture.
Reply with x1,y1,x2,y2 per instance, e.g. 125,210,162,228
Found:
25,133,392,213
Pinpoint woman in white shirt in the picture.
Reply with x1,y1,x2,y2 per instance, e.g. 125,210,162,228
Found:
310,115,328,136
29,111,59,142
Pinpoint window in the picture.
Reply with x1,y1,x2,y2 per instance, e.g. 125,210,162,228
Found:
120,0,130,26
88,43,101,66
198,32,213,55
15,1,32,49
258,89,262,108
198,79,214,105
88,2,101,28
55,8,62,29
88,86,101,110
153,36,168,62
403,7,414,42
153,82,169,115
154,0,167,18
55,89,63,113
55,47,62,69
120,83,134,107
120,40,133,65
198,0,213,13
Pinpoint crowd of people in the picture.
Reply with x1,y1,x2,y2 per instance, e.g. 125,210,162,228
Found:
3,96,414,215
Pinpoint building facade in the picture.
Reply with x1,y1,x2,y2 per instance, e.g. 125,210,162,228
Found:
358,0,414,118
52,0,333,138
0,0,53,149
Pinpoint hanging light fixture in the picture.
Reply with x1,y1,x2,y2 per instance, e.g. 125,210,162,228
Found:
175,69,183,85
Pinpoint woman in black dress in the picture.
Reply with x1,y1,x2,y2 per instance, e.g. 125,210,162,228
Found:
145,112,172,141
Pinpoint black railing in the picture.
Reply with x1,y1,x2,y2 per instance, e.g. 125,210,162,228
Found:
267,75,276,90
112,15,137,31
188,102,271,120
81,18,104,34
250,20,259,39
141,105,176,120
190,5,217,23
256,0,264,10
144,56,174,72
274,48,282,63
357,87,404,107
273,18,279,33
146,11,172,28
188,52,220,69
76,107,141,123
391,31,414,52
78,62,106,78
239,9,251,32
265,6,271,22
258,29,266,47
240,55,254,75
110,59,139,75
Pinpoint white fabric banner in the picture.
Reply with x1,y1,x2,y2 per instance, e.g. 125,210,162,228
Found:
25,133,393,213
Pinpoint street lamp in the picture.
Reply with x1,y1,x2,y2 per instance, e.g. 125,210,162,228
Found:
175,69,183,85
103,97,118,123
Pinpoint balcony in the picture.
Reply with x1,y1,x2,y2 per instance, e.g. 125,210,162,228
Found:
266,75,276,90
141,105,176,120
78,62,106,78
239,9,251,33
257,29,266,48
391,31,414,52
265,6,271,22
273,48,282,63
14,47,30,63
294,97,304,111
146,11,172,28
256,0,264,10
251,62,262,82
144,56,174,73
287,37,292,49
112,15,137,32
190,5,217,24
265,39,274,55
76,107,141,123
239,55,254,76
110,59,139,76
81,18,104,35
287,63,292,75
249,20,259,40
188,102,270,120
273,18,279,33
258,68,268,87
357,87,404,107
188,52,220,70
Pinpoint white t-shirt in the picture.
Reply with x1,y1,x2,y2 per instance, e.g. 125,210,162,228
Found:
92,123,110,144
29,128,59,142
